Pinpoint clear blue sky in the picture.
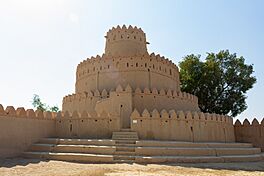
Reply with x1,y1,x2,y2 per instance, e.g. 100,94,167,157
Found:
0,0,263,122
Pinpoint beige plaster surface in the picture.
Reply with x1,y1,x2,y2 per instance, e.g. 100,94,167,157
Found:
235,118,264,151
63,25,198,117
0,107,56,158
1,25,264,161
60,25,233,142
1,158,264,176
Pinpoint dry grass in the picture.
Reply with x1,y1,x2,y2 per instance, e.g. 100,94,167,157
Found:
70,169,109,176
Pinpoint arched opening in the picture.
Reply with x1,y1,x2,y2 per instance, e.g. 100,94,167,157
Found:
70,124,73,132
190,126,194,142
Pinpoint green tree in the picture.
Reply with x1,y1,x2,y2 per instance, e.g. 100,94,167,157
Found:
50,106,59,113
32,94,59,112
179,50,256,117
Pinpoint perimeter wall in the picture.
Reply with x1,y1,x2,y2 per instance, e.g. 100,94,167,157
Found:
234,118,264,151
0,105,56,158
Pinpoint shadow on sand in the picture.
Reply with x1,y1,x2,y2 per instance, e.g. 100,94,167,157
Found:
0,158,47,168
165,162,264,172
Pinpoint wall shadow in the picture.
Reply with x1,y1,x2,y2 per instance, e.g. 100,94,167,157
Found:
0,157,48,168
161,162,264,172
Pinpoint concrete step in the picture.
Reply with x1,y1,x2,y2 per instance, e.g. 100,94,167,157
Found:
120,128,132,131
30,143,260,157
112,131,139,140
136,140,253,148
54,145,115,154
113,138,138,141
31,144,116,155
135,154,264,163
136,147,261,156
112,135,138,138
24,138,263,163
116,146,135,152
39,138,252,149
215,147,261,156
24,152,263,163
39,138,115,146
23,152,114,163
115,140,136,146
207,143,253,148
114,151,135,155
112,134,138,137
115,143,136,147
112,134,138,136
112,131,138,135
30,143,55,152
113,155,135,161
112,136,138,140
39,138,59,144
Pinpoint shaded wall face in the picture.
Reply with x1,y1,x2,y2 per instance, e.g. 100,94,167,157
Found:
234,119,264,151
104,26,148,57
76,70,178,93
75,55,180,94
105,40,148,57
131,110,235,142
56,112,121,139
0,108,56,158
63,86,198,116
95,91,133,129
133,93,199,113
62,94,101,113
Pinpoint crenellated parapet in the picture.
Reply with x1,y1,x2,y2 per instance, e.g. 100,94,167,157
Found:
63,25,214,131
104,25,148,57
63,85,197,104
56,109,121,139
56,110,119,120
0,105,56,158
0,104,56,120
130,108,234,142
234,118,264,151
75,52,180,93
130,109,232,124
63,85,129,105
63,84,199,114
106,25,145,42
77,52,178,69
234,118,264,126
133,87,198,104
76,52,178,80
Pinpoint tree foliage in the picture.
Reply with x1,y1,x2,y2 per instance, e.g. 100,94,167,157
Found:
179,50,256,117
32,94,59,112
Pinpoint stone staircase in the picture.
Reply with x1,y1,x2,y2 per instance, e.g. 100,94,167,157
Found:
23,130,264,163
112,129,138,163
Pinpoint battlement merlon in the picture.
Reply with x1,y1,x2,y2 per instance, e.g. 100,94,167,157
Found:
0,104,57,119
104,25,149,57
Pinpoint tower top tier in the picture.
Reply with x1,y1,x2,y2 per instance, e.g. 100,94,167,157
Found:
104,25,148,57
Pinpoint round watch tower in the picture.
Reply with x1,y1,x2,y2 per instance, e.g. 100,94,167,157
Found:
75,25,180,94
105,25,148,57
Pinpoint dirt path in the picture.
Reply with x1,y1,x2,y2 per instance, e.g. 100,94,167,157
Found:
1,158,264,176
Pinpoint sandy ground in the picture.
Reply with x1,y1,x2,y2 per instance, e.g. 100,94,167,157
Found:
0,158,264,176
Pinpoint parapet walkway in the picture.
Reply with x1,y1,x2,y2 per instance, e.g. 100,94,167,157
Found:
23,131,264,163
